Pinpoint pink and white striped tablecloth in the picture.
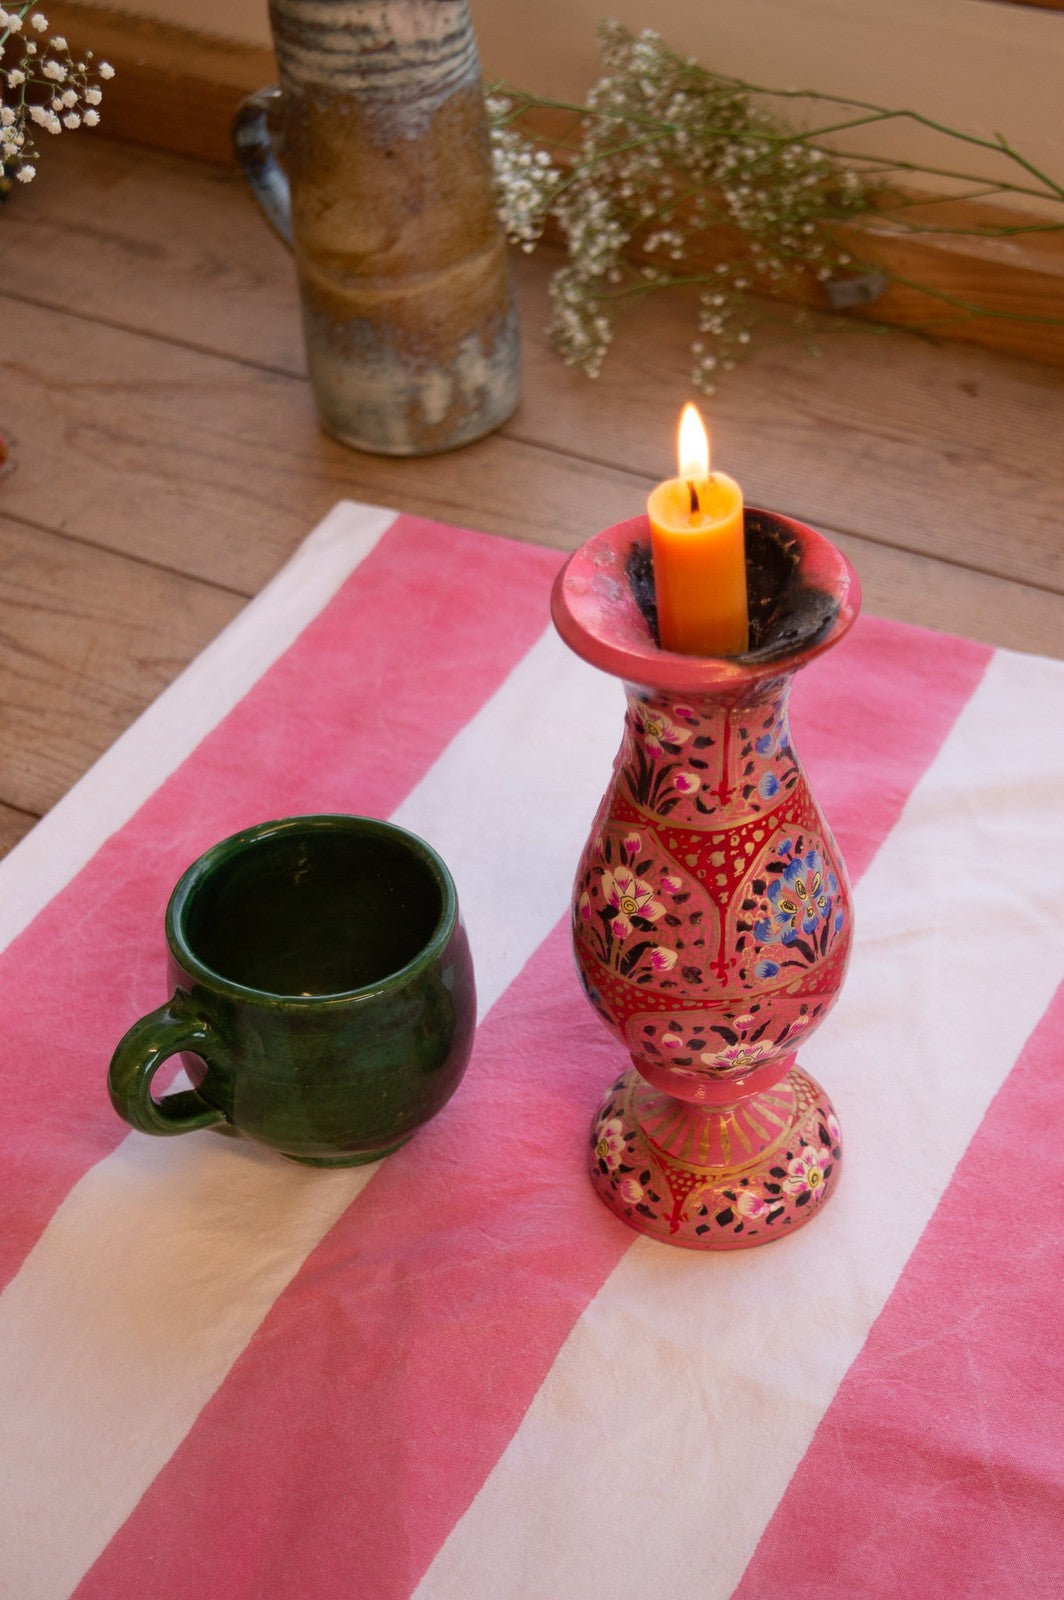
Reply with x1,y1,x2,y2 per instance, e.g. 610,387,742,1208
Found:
0,502,1061,1600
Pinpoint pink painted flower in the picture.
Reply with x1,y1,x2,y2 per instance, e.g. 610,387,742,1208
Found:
826,1111,842,1146
601,865,663,937
595,1118,626,1171
732,1013,756,1031
784,1144,829,1197
661,1031,684,1051
648,946,678,973
671,703,699,724
577,889,592,923
660,872,684,895
621,831,642,860
673,770,700,794
736,1189,769,1219
634,702,692,759
701,1040,775,1071
617,1175,645,1205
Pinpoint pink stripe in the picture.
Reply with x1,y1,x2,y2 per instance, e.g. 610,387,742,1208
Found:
731,979,1064,1600
0,516,559,1293
75,614,991,1599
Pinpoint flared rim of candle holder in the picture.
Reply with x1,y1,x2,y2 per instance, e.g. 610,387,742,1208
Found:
551,509,861,694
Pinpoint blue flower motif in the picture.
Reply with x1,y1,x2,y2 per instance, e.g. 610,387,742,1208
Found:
754,708,791,761
777,838,793,857
754,959,779,978
765,849,837,944
758,772,780,800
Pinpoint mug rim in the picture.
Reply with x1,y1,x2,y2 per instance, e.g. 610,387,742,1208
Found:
165,814,459,1007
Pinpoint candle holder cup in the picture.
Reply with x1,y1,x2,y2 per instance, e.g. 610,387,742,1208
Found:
552,511,860,1249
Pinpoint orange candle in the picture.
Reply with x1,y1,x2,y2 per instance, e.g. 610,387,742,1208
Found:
648,403,748,656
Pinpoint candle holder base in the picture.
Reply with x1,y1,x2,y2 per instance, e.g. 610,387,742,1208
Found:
590,1064,841,1250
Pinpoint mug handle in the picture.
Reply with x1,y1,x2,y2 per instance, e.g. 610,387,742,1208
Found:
232,85,294,247
108,990,229,1137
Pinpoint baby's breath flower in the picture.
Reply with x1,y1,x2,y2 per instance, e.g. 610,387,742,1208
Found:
0,9,110,180
98,60,113,78
489,20,1060,389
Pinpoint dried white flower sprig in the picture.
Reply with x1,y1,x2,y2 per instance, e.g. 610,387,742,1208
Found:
0,3,113,188
489,21,1064,391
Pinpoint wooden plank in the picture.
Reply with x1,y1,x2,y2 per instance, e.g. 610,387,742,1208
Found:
0,802,39,857
813,527,1063,660
26,7,1064,370
1,308,1059,672
0,513,242,817
2,138,306,378
0,293,649,592
4,142,1062,596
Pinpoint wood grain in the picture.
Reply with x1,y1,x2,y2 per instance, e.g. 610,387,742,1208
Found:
5,143,1062,599
509,266,1064,596
0,293,651,592
0,802,39,856
0,513,242,816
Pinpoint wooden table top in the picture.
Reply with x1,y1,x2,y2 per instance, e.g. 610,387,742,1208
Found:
1,136,1061,857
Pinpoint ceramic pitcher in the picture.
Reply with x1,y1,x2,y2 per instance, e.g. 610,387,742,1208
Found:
234,0,521,456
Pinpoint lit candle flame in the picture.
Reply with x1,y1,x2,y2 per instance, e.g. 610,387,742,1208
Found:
677,402,710,483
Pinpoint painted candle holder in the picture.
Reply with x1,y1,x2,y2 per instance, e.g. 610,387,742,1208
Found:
551,511,861,1250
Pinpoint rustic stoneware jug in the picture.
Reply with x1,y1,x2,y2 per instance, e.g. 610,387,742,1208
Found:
234,0,521,455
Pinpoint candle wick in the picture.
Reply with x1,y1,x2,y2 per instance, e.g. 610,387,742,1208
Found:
688,480,701,515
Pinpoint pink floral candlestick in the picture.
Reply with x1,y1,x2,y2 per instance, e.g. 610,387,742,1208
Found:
552,509,860,1249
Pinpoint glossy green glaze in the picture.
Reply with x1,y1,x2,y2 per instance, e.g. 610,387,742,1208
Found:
108,815,476,1164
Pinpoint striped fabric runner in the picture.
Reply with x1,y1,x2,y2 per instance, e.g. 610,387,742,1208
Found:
0,502,1060,1600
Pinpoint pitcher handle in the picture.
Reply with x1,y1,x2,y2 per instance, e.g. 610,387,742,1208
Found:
232,85,293,247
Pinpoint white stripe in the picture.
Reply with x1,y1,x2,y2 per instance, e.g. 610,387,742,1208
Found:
0,621,622,1598
0,500,398,955
415,646,1064,1600
393,627,620,1021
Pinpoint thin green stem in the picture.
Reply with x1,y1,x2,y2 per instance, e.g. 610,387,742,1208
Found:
888,270,1064,326
490,79,1064,209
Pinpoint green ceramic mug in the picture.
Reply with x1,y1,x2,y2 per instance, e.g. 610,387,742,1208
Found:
108,815,476,1166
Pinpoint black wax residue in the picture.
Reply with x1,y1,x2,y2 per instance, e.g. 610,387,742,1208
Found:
627,511,838,662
